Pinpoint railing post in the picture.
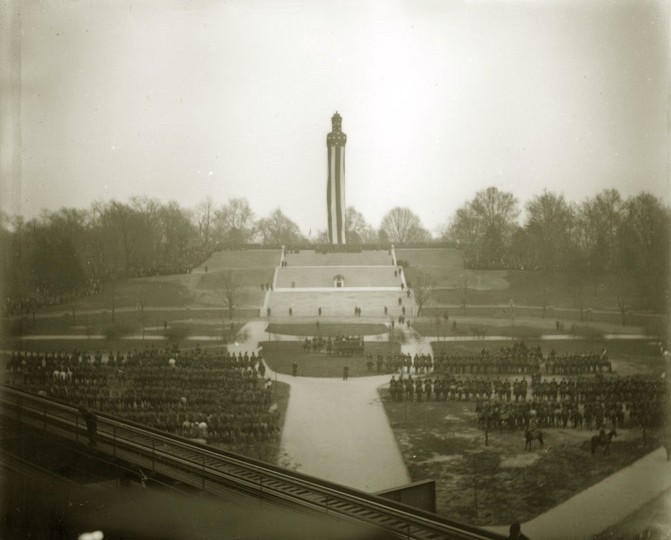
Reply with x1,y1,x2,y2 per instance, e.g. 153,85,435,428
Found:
43,406,46,430
152,440,155,471
75,416,79,442
113,426,117,457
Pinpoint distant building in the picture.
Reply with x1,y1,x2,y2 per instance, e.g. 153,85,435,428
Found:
326,112,346,245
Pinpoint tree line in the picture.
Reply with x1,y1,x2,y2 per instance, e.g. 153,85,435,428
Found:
1,187,668,314
443,187,669,312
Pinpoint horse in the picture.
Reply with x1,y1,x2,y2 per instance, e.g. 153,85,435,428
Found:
590,429,617,455
524,429,544,450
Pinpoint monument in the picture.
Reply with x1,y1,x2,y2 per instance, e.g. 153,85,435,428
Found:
326,112,347,245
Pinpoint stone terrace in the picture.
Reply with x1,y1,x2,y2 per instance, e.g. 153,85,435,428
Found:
266,289,413,318
283,249,394,267
276,266,402,288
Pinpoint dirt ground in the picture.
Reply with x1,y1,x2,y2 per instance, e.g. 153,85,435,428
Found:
380,390,662,526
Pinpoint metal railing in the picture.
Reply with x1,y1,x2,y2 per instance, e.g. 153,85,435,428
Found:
0,385,504,540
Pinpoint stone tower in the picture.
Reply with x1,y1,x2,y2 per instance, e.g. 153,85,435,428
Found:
326,112,346,244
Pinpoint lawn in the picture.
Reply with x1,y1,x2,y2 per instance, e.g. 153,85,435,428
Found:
197,268,276,291
412,320,555,340
428,271,638,313
427,302,663,334
397,248,508,291
259,341,401,378
3,309,253,338
265,322,389,337
195,249,280,271
30,249,277,315
379,390,663,525
0,336,246,358
397,248,664,329
37,277,196,312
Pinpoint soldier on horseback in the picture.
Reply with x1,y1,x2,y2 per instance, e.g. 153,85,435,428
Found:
590,428,617,455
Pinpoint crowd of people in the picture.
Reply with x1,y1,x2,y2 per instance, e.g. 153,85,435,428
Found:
4,276,104,316
431,341,611,376
4,347,280,446
387,371,667,431
301,335,366,356
474,397,666,432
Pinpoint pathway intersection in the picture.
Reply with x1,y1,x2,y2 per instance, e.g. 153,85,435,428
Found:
229,320,410,492
231,319,671,539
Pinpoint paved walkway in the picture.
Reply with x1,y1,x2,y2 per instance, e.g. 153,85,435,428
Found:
229,320,410,492
232,319,671,538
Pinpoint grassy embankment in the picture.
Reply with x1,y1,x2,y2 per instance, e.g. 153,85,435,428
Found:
397,248,666,336
3,249,280,342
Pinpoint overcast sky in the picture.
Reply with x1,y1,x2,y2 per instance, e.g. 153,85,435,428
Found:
1,0,668,236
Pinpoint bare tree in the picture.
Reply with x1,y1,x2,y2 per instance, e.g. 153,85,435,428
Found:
577,189,623,292
255,208,304,245
160,201,196,263
219,270,243,320
312,229,329,244
618,193,670,311
380,207,430,244
215,198,255,244
448,186,520,266
195,196,215,248
525,190,575,270
410,269,435,316
443,205,481,246
345,206,377,244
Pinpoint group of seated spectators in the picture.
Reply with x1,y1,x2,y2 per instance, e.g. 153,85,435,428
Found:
126,246,211,278
4,277,104,316
302,335,365,357
4,346,280,446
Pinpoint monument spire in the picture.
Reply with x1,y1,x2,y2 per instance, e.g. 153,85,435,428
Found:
326,112,346,245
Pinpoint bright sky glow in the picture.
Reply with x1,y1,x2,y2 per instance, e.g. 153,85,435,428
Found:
2,0,668,235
